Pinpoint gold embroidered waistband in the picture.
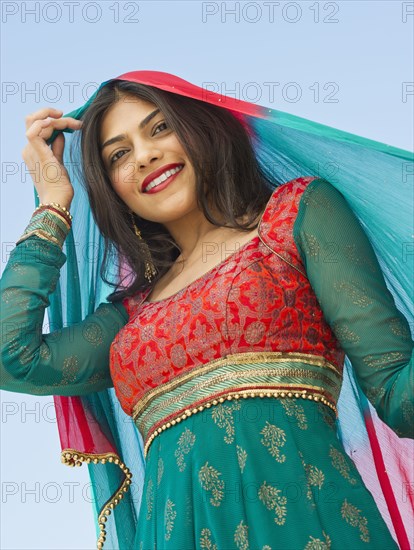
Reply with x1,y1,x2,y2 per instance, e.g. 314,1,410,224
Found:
132,351,342,456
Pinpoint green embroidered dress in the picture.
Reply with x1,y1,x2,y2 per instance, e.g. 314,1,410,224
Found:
1,178,412,549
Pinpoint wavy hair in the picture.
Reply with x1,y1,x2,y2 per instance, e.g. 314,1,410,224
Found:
75,80,276,300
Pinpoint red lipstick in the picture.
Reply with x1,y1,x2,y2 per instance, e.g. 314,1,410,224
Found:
141,163,184,193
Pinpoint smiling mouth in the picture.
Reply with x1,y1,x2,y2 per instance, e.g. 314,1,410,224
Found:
144,165,184,193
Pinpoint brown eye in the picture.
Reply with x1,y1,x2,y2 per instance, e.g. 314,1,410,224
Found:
110,149,128,164
153,122,168,135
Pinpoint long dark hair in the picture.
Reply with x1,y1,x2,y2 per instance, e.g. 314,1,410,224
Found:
76,80,276,300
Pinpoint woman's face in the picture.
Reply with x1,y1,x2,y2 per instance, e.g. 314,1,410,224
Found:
100,94,197,224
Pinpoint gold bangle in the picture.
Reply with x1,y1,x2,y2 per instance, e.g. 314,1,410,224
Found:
37,202,73,222
33,207,71,231
16,229,62,248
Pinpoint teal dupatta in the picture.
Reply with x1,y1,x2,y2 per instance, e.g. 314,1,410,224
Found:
45,71,413,549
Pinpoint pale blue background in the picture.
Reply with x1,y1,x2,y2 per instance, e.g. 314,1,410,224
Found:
1,1,413,548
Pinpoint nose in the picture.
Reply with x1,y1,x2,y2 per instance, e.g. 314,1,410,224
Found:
134,140,162,170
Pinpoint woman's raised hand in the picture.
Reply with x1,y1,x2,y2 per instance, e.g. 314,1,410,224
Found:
22,108,83,209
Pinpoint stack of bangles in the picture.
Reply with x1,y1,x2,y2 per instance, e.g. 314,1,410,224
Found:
16,203,73,249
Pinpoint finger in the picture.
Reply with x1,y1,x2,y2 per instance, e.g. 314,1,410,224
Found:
25,108,63,131
26,117,82,141
24,120,65,163
40,117,83,142
51,132,65,164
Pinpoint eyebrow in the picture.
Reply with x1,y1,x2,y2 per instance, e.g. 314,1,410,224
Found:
100,108,160,151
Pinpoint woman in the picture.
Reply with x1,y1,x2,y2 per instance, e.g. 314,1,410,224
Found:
1,71,413,550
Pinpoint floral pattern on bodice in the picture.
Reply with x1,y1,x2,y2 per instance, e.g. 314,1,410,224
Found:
110,177,345,416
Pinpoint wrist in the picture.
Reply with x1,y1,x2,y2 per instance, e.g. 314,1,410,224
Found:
17,205,72,249
38,199,72,211
36,203,73,224
38,193,73,211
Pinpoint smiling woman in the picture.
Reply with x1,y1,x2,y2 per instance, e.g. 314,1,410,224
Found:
79,79,274,300
0,71,413,550
99,96,198,227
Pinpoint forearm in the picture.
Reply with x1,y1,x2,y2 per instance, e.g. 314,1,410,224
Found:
1,237,66,383
294,178,414,438
1,236,128,396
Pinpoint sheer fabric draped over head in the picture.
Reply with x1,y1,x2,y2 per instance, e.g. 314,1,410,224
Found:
45,71,413,549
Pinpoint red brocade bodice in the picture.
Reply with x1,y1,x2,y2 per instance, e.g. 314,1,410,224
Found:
109,177,345,418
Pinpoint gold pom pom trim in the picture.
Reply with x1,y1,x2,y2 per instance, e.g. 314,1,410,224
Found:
61,449,132,549
143,387,336,456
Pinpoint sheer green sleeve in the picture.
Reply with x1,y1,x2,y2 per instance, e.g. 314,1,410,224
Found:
0,237,128,396
294,178,413,438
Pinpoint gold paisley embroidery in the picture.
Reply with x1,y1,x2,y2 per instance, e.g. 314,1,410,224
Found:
306,466,325,493
299,452,325,502
4,326,20,341
333,281,373,308
199,462,225,507
164,499,177,541
341,499,370,542
200,527,218,549
301,183,318,207
304,531,332,550
237,445,247,473
258,481,287,525
61,356,80,384
82,322,104,347
146,478,154,521
2,287,30,307
363,352,404,369
51,355,80,386
301,232,321,260
7,338,21,358
344,245,377,274
262,547,272,550
18,345,33,366
174,428,196,472
234,519,249,549
39,343,51,360
10,262,28,275
332,322,360,344
260,421,286,463
301,185,334,212
280,399,308,430
211,401,241,444
329,445,357,485
157,457,164,487
389,317,411,341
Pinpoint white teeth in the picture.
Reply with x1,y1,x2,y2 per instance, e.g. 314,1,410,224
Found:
145,165,183,192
